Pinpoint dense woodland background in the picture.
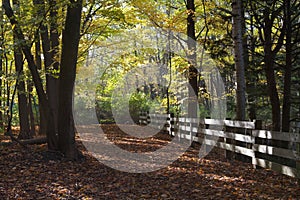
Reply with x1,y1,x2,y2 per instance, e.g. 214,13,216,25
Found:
0,0,299,159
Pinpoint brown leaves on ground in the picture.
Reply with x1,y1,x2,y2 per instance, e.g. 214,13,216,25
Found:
0,124,299,199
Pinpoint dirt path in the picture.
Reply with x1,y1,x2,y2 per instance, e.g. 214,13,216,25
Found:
0,124,299,199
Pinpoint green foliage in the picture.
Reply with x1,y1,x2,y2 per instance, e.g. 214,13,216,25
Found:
1,0,299,130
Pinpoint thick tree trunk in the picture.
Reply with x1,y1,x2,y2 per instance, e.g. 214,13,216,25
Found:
0,54,2,131
39,105,47,135
47,0,60,139
262,4,283,131
0,10,3,131
33,0,58,149
282,0,292,132
12,0,31,139
58,0,83,160
14,49,31,139
232,0,246,121
264,53,281,131
0,58,2,131
247,14,257,121
186,0,198,118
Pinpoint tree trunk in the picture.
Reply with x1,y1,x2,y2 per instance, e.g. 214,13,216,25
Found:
232,0,246,121
263,4,283,131
58,0,83,160
0,9,3,131
0,52,2,131
186,0,198,118
34,34,47,135
264,52,281,131
47,0,60,139
27,80,36,137
247,13,257,121
282,0,292,132
33,0,58,149
12,0,31,139
3,0,56,148
14,49,31,139
0,58,2,131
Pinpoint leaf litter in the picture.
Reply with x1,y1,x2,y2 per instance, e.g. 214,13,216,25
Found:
0,124,299,199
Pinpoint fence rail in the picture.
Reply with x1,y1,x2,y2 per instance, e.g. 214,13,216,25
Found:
139,112,300,179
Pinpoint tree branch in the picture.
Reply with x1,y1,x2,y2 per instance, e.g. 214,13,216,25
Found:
272,21,285,55
2,0,49,116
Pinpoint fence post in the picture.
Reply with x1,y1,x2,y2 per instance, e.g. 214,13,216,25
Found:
169,113,175,136
252,120,262,169
296,138,300,184
203,117,209,154
174,114,178,137
139,111,142,125
292,122,300,185
139,111,145,125
297,156,300,185
190,120,193,145
203,117,211,154
166,113,170,135
146,111,150,124
254,120,262,129
179,117,185,142
225,118,235,160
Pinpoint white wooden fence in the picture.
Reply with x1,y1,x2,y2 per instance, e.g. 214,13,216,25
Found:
139,112,300,179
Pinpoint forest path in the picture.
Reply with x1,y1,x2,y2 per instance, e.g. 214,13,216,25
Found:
0,124,299,199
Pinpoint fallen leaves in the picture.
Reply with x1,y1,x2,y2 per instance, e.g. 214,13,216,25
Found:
0,124,299,199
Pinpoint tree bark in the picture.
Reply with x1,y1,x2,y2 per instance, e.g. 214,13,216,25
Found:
0,8,3,131
264,49,281,131
0,60,2,131
27,80,36,137
58,0,83,160
186,0,198,118
3,0,56,148
262,3,284,131
232,0,246,121
14,49,31,139
12,0,31,139
33,0,58,149
247,13,257,121
47,0,60,139
34,37,47,135
3,0,84,158
282,0,292,132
